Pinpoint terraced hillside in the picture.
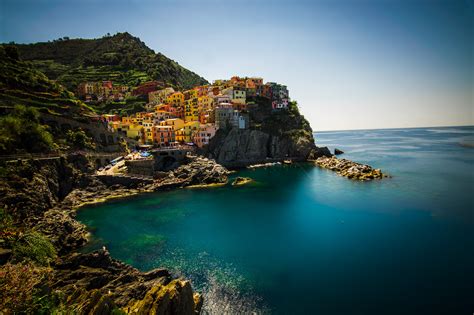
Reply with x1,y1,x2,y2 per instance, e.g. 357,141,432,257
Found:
15,32,208,91
0,45,94,118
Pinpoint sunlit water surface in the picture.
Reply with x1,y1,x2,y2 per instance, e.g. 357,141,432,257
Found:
78,126,474,314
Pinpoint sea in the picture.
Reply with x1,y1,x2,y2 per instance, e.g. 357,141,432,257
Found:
77,126,474,314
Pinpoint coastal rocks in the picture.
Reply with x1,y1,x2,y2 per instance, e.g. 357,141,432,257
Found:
308,146,332,159
52,249,201,314
232,177,253,186
0,152,205,314
0,155,93,223
35,209,89,254
334,148,344,155
206,128,322,167
315,156,386,181
153,156,230,189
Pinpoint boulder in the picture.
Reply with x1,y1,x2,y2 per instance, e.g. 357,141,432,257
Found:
334,148,344,155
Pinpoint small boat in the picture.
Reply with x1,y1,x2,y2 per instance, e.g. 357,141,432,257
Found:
283,159,292,164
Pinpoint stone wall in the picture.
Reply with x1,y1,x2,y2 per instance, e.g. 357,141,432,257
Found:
125,159,155,176
95,174,153,187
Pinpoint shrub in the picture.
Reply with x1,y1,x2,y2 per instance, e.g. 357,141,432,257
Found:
0,208,13,230
0,263,51,314
66,129,96,150
0,105,57,154
12,231,57,266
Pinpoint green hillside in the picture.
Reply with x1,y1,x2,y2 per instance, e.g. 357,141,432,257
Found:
0,45,95,118
15,32,209,91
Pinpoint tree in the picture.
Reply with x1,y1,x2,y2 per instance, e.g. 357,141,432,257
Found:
66,129,96,150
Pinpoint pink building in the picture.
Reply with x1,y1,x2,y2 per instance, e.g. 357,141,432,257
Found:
194,124,217,148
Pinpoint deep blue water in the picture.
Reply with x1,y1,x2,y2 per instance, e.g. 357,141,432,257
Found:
78,126,474,314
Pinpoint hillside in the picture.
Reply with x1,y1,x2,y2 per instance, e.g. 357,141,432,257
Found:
0,45,94,118
14,32,208,91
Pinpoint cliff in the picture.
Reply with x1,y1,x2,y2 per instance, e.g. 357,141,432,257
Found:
205,97,331,167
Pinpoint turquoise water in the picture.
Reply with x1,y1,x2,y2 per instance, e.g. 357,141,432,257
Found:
78,126,474,314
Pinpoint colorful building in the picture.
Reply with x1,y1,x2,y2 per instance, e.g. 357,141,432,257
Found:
160,118,185,131
194,124,217,148
166,92,185,107
148,87,175,104
142,122,154,143
176,121,200,143
232,89,246,104
125,123,143,140
184,98,199,122
152,125,175,147
198,95,213,110
183,89,198,100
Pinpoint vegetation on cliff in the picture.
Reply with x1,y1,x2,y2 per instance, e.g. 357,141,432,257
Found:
14,32,208,91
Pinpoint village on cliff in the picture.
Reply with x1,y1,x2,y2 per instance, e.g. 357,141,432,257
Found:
77,76,290,148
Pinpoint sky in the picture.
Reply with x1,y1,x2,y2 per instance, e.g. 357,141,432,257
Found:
1,0,473,131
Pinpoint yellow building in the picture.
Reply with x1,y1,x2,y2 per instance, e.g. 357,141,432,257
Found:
142,122,154,144
232,89,246,104
166,92,185,107
176,121,200,143
160,118,185,131
184,98,199,122
198,95,213,111
126,123,143,140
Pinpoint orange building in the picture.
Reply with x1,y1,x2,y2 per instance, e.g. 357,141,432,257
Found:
152,125,175,147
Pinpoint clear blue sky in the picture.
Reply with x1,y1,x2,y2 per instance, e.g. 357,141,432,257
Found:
1,0,472,131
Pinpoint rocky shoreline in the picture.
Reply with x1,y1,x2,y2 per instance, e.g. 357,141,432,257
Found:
0,153,229,314
0,148,387,313
314,156,387,180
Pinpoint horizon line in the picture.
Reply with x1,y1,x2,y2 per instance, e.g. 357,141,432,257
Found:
314,124,474,133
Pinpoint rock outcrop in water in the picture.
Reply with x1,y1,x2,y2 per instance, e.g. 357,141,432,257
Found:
315,156,386,180
0,153,230,314
232,177,253,186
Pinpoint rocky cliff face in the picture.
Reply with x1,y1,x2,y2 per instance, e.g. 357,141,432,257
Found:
51,249,201,314
205,98,330,167
206,128,316,167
